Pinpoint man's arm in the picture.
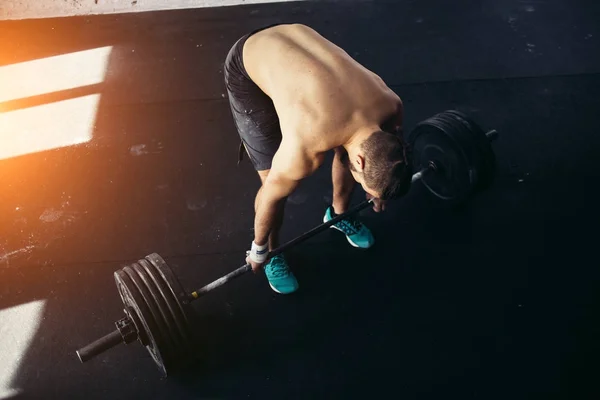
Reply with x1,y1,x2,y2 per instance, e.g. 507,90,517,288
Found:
253,141,318,247
253,172,299,246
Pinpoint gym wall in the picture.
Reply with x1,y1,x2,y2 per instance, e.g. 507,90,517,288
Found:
0,0,299,21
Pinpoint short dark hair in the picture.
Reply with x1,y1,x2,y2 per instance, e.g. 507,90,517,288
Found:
361,130,413,200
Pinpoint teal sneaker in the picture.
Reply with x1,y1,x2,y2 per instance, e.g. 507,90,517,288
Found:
264,254,299,294
323,206,375,249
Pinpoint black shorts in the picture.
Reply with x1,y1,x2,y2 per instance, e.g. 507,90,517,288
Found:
224,24,283,171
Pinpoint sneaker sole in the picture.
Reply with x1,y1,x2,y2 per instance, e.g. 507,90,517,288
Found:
323,215,371,248
269,282,297,294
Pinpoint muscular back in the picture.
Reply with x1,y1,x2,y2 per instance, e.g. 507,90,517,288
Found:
243,24,402,159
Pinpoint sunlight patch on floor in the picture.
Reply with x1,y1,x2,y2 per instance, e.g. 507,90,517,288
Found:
0,94,101,160
0,46,112,103
0,46,112,160
0,300,46,400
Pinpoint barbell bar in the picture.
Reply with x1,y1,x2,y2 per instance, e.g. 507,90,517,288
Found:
189,161,435,300
189,127,498,299
75,110,499,376
75,162,431,368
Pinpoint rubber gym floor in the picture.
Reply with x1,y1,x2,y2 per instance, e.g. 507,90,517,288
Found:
1,1,599,398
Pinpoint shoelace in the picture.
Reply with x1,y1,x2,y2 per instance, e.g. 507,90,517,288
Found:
336,216,362,235
266,256,289,278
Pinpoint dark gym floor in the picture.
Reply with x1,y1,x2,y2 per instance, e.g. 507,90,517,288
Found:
1,0,600,398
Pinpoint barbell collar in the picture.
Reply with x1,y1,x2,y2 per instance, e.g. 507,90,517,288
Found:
412,161,436,182
76,315,139,363
116,315,138,344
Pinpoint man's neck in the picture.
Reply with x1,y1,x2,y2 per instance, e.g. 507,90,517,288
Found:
343,124,379,154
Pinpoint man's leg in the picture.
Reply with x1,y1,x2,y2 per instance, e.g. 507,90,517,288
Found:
324,147,375,249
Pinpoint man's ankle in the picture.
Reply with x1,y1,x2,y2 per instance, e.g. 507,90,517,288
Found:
331,205,346,216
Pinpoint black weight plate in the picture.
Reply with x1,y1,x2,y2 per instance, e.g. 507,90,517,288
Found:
146,254,194,374
142,260,191,347
115,269,168,376
435,112,482,171
443,111,491,161
122,264,175,376
410,122,473,203
145,253,192,326
137,259,190,354
132,261,182,365
444,110,496,191
123,263,174,377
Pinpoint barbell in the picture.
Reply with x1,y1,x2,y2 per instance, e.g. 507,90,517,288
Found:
75,110,499,376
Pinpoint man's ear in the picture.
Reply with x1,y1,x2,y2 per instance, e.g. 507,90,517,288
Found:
355,154,365,171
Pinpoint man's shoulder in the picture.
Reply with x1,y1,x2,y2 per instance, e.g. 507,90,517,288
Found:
272,138,325,181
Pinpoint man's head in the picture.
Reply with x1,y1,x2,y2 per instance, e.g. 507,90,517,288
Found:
348,130,413,200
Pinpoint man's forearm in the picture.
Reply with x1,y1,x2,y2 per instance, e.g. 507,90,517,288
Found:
253,195,284,247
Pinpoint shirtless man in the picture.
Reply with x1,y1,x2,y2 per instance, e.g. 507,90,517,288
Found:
224,23,412,294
